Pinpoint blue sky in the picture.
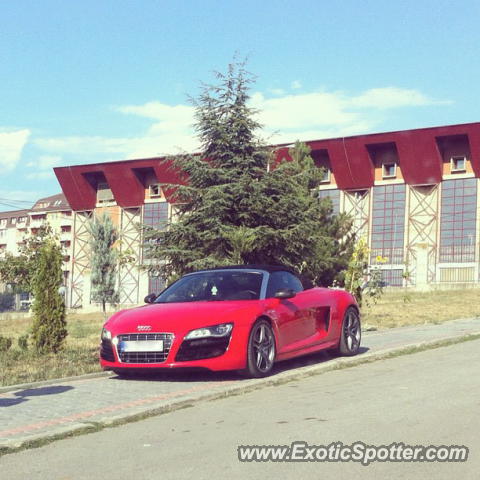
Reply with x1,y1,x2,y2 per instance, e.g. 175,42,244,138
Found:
1,0,479,210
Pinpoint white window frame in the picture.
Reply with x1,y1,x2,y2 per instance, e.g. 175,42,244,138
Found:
382,162,397,179
451,156,466,173
149,183,162,198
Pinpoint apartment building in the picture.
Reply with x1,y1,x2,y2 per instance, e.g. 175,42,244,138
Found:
0,193,73,307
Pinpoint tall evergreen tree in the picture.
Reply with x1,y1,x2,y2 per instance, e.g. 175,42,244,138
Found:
144,61,353,286
31,239,67,353
89,213,119,315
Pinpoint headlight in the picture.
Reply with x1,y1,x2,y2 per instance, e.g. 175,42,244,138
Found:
101,327,112,341
184,323,233,340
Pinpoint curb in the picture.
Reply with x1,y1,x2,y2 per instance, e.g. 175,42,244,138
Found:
0,371,114,395
1,330,480,456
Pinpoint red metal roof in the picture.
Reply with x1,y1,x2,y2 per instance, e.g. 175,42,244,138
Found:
54,122,480,211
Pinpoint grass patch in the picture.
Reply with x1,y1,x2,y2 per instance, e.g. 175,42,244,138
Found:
0,287,479,387
362,287,480,329
0,311,104,387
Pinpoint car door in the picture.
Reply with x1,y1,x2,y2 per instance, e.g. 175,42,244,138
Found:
266,271,312,351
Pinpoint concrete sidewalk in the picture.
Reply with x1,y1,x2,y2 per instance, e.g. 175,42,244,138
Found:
1,317,480,454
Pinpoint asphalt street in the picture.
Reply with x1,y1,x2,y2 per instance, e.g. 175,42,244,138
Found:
1,337,479,480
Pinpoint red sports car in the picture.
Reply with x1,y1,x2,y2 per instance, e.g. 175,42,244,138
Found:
100,266,361,377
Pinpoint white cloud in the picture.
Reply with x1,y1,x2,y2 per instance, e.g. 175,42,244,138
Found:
117,101,193,123
34,86,451,164
350,87,452,109
37,155,63,169
0,129,30,173
35,101,200,161
25,154,64,180
35,133,199,161
251,91,361,131
269,88,286,96
250,87,451,143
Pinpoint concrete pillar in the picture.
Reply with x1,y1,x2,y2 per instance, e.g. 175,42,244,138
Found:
82,272,92,311
138,270,150,302
414,243,430,291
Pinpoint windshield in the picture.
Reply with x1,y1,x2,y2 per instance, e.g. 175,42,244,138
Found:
155,271,264,303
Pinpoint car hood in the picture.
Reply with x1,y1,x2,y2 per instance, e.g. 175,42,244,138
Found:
105,300,262,334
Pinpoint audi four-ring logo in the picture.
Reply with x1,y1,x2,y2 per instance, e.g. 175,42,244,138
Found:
137,325,152,331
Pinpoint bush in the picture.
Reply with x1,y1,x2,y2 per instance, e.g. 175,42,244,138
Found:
17,334,29,351
0,335,13,352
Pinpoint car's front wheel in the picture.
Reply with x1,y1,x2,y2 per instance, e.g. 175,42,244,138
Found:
245,319,276,377
337,307,361,356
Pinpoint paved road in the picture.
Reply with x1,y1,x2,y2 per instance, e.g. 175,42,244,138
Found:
0,317,479,451
1,338,479,479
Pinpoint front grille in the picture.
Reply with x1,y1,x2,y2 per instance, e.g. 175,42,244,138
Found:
117,333,173,364
100,339,115,362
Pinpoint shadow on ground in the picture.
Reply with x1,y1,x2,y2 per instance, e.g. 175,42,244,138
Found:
0,385,74,408
108,347,370,383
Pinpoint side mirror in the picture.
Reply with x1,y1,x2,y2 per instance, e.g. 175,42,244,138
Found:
274,288,296,299
144,293,157,304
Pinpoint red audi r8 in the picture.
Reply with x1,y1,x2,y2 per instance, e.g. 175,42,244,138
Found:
100,266,361,377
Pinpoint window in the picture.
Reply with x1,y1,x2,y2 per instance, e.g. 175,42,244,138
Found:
266,271,304,298
382,163,397,178
317,189,340,215
320,168,331,183
144,202,169,229
440,178,477,262
149,184,162,198
96,183,114,203
156,271,263,302
0,230,6,239
371,184,406,264
380,269,404,287
148,275,165,295
11,217,16,224
17,217,26,223
451,156,466,173
0,219,6,228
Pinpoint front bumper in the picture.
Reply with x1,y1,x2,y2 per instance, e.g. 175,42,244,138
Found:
99,325,249,372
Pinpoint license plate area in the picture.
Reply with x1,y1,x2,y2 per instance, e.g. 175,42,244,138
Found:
119,340,164,352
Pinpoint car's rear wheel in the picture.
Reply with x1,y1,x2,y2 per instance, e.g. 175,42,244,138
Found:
337,307,361,356
245,319,276,378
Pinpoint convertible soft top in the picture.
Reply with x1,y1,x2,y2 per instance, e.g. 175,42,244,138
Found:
195,264,298,275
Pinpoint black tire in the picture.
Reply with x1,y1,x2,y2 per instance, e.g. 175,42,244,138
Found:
245,319,276,378
337,307,361,356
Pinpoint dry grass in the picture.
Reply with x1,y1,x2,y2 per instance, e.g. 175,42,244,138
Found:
0,312,105,387
362,287,480,329
0,288,479,387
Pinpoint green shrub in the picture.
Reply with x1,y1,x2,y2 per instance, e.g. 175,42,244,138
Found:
17,334,29,351
31,240,67,353
0,335,13,352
